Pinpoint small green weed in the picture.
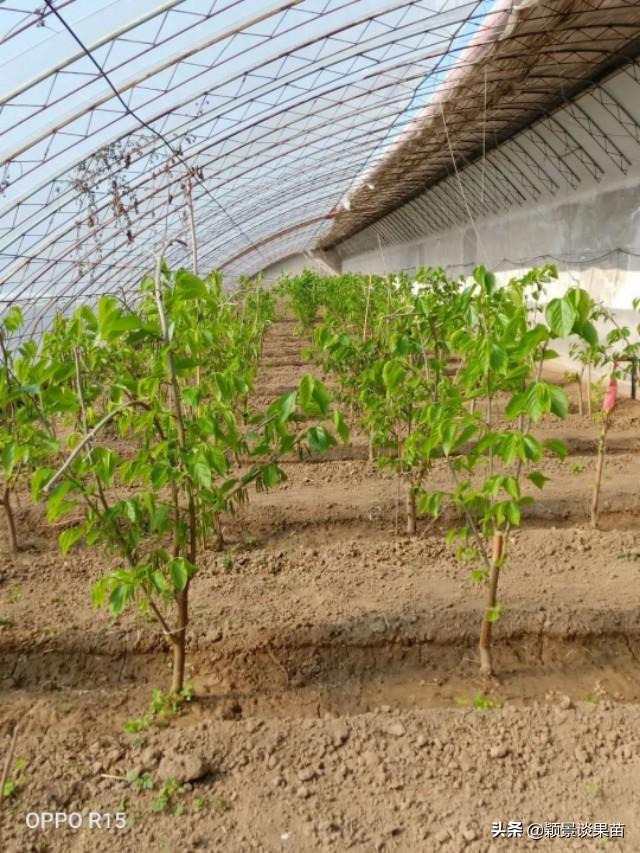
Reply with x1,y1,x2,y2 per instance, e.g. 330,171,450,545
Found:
456,692,500,710
124,684,193,734
152,778,187,814
128,771,154,791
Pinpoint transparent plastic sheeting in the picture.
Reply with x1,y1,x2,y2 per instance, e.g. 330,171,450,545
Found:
0,0,491,330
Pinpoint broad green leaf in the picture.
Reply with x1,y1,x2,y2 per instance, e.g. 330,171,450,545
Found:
298,374,314,410
59,525,85,557
574,319,598,347
527,471,549,489
543,438,568,460
2,306,23,333
109,583,130,617
170,558,188,592
545,297,576,338
548,385,569,418
175,269,208,300
489,344,507,372
2,442,17,476
262,462,280,489
332,410,350,444
192,453,212,488
312,381,330,416
169,557,196,591
32,467,54,501
506,501,521,526
46,481,75,522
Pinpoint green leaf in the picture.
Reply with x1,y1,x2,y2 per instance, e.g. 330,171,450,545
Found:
503,477,519,499
2,306,23,333
46,481,75,522
261,462,280,489
548,385,569,419
109,583,130,617
382,360,405,393
169,557,196,592
32,467,54,501
312,380,330,416
276,390,297,423
192,453,212,488
523,382,549,422
2,442,17,476
307,426,335,453
487,603,503,623
565,287,592,322
543,438,568,460
174,270,208,300
574,319,598,347
527,471,549,489
505,501,521,526
59,526,85,557
505,392,525,420
332,410,350,444
91,577,110,609
298,374,314,410
489,344,507,372
545,297,576,338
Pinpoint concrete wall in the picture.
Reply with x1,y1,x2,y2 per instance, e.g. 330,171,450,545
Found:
334,62,640,318
341,170,640,313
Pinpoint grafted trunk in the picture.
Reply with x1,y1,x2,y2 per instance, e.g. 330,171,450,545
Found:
171,584,189,694
591,417,609,528
406,483,417,535
479,532,503,676
577,375,584,416
2,487,18,554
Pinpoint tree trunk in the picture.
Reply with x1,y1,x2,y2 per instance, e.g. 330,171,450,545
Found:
171,585,189,694
591,417,609,528
406,483,417,535
479,532,503,676
577,376,584,416
587,363,592,417
2,487,18,554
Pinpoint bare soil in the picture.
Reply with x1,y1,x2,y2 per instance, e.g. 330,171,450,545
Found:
1,317,640,852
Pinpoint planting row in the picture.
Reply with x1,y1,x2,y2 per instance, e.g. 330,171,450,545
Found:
0,265,348,693
277,265,640,675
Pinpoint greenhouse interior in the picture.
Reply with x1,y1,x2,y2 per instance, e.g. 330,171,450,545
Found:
1,0,640,850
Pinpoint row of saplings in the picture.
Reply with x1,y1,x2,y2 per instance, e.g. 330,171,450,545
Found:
0,264,349,694
278,265,639,676
0,263,636,698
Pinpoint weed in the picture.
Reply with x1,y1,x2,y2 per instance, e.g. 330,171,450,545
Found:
2,756,27,799
586,779,602,798
151,778,187,814
124,684,193,733
570,463,584,475
212,794,230,813
128,771,154,791
456,692,500,710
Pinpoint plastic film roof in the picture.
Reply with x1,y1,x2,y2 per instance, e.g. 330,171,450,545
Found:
1,0,640,329
0,0,505,324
